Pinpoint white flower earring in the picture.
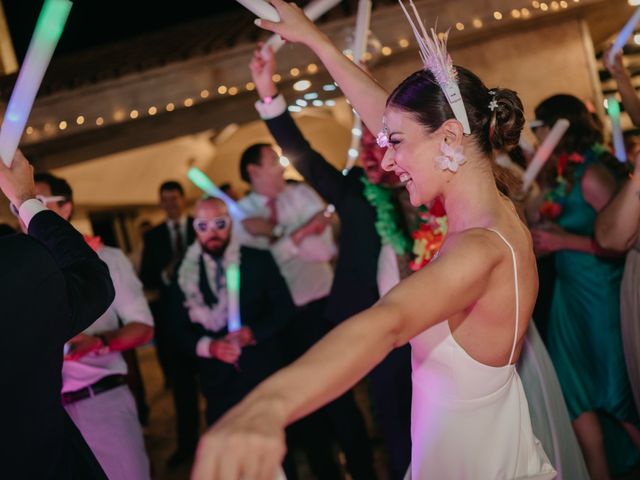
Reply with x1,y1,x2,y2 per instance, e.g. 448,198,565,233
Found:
434,140,465,172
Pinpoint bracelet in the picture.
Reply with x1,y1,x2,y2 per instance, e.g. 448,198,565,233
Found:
261,93,279,105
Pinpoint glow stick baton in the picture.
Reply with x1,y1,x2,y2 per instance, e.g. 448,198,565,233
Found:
187,167,247,220
263,0,341,54
608,7,640,65
606,95,627,162
0,0,72,167
234,0,280,22
343,0,372,172
226,263,241,332
522,118,570,192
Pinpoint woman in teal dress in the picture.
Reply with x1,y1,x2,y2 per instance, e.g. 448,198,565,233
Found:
531,94,640,479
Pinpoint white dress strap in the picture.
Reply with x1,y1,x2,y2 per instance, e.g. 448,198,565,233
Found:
486,228,520,366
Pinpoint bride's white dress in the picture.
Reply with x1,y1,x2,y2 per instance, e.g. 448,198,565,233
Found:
405,230,557,479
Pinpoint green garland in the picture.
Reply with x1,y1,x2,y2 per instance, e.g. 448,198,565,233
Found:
361,177,412,255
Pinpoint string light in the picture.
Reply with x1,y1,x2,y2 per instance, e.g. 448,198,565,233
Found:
25,1,585,139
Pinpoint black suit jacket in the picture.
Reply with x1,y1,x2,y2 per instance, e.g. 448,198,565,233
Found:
265,110,381,324
0,210,115,478
169,246,295,397
140,217,195,299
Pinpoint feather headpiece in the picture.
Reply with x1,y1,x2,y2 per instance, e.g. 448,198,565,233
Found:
398,0,471,135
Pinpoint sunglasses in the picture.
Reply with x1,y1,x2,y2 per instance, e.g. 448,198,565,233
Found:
193,216,231,233
9,195,67,217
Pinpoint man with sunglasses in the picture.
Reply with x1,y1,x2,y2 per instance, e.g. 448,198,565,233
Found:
26,172,154,480
1,152,114,478
169,197,298,472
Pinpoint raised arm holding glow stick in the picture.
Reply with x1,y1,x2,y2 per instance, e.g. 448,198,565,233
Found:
187,166,247,220
262,0,341,54
0,0,72,167
606,96,627,162
608,7,640,65
522,118,570,193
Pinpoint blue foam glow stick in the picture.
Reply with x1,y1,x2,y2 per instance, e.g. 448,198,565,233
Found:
187,167,247,220
0,0,72,166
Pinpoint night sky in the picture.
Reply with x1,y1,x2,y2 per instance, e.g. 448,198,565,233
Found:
4,0,247,61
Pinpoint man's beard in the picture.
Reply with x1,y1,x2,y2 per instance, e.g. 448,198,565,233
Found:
200,236,230,257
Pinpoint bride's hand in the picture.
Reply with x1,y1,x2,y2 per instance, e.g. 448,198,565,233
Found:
255,0,326,47
191,397,288,480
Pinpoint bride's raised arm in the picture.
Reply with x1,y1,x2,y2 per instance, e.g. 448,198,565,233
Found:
256,0,389,134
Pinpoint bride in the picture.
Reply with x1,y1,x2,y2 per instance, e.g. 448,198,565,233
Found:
192,1,556,478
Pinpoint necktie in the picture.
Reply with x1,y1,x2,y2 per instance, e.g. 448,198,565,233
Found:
266,197,278,224
173,221,184,257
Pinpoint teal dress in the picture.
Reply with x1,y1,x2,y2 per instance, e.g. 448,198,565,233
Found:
547,148,640,474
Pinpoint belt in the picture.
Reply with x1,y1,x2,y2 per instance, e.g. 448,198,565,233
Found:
61,374,127,406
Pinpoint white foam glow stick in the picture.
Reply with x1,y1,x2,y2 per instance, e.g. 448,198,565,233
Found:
263,0,341,54
343,0,372,172
606,95,627,162
235,0,280,22
187,167,247,220
608,7,640,65
522,118,570,192
351,0,372,64
0,0,72,167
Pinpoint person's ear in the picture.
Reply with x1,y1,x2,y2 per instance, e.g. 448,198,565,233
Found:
441,119,464,147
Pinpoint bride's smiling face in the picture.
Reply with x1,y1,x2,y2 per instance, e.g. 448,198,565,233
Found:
380,107,444,206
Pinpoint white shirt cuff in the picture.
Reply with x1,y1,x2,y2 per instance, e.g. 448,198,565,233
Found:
196,336,214,358
19,198,47,229
254,94,287,120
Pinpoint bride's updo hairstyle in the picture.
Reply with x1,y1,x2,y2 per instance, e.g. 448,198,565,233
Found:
387,66,526,194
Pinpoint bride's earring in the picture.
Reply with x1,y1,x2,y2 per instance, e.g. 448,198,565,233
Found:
434,140,465,173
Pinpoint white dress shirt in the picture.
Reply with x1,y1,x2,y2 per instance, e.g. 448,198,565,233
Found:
237,183,335,307
62,246,154,392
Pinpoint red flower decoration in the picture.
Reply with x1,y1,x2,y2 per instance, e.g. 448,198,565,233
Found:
539,201,562,220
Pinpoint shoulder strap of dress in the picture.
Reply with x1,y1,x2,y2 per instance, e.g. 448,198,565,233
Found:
486,228,520,366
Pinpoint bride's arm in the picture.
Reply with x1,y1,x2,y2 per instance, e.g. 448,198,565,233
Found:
256,0,389,134
191,230,502,480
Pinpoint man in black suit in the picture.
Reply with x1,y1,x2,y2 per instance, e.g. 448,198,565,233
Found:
140,180,198,467
0,151,115,478
250,47,416,479
169,197,302,476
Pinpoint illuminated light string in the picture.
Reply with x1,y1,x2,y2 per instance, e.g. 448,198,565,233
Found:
606,96,627,162
0,0,72,166
23,0,583,139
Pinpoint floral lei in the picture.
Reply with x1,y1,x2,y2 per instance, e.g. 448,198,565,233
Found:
539,144,608,220
361,177,447,271
177,239,240,333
